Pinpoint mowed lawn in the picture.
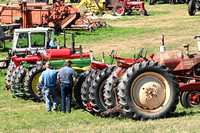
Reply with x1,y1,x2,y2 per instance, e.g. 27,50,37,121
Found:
1,2,200,133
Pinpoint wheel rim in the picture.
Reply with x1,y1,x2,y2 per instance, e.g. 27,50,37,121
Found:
130,72,170,112
115,6,124,15
98,80,107,109
187,91,200,106
32,72,42,95
140,11,144,15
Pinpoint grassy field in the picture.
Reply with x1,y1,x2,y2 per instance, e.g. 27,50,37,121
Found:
1,1,200,133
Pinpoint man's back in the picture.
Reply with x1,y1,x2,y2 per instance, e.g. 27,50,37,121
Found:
41,69,57,88
58,66,75,85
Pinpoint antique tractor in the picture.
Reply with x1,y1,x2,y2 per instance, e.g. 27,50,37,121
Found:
76,0,147,16
80,35,200,120
5,27,94,103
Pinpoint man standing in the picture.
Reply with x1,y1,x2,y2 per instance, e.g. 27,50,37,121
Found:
41,62,58,112
57,60,76,113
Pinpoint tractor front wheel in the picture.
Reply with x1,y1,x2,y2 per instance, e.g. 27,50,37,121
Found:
180,91,200,108
113,3,126,16
140,10,147,16
118,61,180,120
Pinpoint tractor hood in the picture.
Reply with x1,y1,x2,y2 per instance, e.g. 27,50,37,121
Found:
153,50,183,71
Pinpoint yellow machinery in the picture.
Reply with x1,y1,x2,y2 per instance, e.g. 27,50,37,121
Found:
76,0,106,13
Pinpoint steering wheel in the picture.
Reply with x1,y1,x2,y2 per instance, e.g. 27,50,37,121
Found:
134,48,144,63
109,50,115,65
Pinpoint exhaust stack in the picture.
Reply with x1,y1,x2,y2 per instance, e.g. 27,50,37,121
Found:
160,33,166,52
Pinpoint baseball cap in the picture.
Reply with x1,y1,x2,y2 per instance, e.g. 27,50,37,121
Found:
53,37,56,41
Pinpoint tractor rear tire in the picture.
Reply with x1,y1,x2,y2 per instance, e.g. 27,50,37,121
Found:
140,10,147,16
73,70,91,108
81,69,98,113
89,66,116,115
15,65,27,99
180,91,200,108
113,3,126,16
24,65,46,102
6,61,16,88
188,0,196,16
10,65,23,96
118,61,180,120
103,72,119,109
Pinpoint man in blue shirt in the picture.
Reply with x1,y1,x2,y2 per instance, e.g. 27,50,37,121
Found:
49,37,57,48
41,62,58,112
57,60,76,113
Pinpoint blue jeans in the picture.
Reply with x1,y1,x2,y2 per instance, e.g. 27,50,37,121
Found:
61,84,72,113
45,86,57,112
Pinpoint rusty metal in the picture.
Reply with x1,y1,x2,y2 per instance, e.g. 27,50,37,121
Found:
0,1,107,31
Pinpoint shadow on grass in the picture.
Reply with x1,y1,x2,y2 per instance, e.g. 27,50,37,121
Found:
171,110,200,118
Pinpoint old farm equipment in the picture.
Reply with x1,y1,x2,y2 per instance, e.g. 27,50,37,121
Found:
5,28,93,102
0,1,107,31
76,0,147,16
94,35,200,120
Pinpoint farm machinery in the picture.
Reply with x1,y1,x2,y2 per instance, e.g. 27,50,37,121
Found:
6,28,200,120
0,1,107,33
76,0,147,16
4,27,94,103
76,35,200,120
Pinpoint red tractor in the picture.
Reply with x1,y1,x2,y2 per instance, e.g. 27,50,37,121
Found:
112,0,147,16
80,35,200,120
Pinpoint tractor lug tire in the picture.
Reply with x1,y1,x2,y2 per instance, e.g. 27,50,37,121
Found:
103,70,119,109
118,61,180,120
89,66,116,116
10,65,23,96
73,70,91,108
24,65,46,102
6,61,16,88
81,69,98,114
15,65,28,99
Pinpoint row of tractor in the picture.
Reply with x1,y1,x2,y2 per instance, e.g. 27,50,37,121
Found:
4,27,200,120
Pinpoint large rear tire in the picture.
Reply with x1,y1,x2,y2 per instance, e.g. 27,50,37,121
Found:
89,66,116,115
81,69,97,113
10,65,24,96
103,72,119,109
6,61,16,89
15,65,27,99
188,0,196,16
73,70,91,108
24,65,46,102
118,61,180,120
180,91,200,108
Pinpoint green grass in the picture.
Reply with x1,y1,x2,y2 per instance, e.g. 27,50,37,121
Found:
1,2,200,132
